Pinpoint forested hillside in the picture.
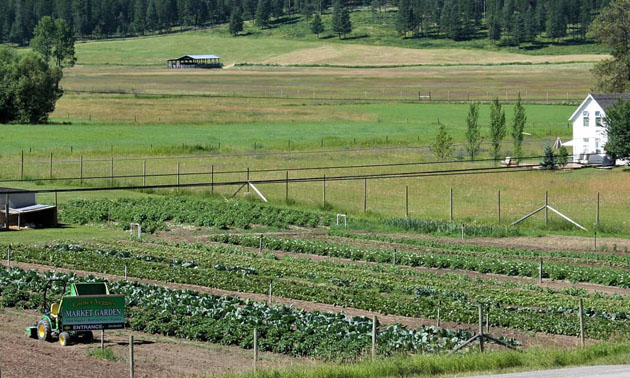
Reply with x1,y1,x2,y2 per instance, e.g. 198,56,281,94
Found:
0,0,610,46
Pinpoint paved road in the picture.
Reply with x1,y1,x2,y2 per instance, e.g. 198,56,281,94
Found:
459,365,630,378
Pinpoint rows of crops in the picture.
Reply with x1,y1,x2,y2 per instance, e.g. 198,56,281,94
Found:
60,197,333,232
4,241,630,339
207,234,630,288
0,265,506,360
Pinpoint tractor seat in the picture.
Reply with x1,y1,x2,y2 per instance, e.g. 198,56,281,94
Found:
50,303,60,318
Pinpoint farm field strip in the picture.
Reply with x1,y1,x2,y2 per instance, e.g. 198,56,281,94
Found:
4,241,630,339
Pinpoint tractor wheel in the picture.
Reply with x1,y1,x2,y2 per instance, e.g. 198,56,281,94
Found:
81,331,94,343
59,332,71,347
36,320,51,342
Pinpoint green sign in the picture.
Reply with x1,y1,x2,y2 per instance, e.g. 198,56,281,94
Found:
61,295,125,331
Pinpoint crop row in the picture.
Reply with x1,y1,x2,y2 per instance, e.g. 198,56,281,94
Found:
206,234,630,288
0,265,493,359
328,230,630,269
5,242,630,338
384,218,521,238
59,197,333,233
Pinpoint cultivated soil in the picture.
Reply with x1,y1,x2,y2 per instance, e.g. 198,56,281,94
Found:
0,308,307,378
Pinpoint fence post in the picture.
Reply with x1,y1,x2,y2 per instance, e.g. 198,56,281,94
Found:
405,185,409,218
125,263,128,280
371,315,377,359
478,305,484,352
110,157,114,186
100,330,104,350
579,298,584,346
176,163,180,192
253,328,259,371
538,258,543,284
49,153,53,179
461,225,464,240
268,279,273,305
20,150,24,180
285,171,289,201
79,156,83,185
129,335,135,378
322,175,326,206
596,192,600,228
211,165,214,194
142,160,146,187
545,191,549,227
363,179,367,213
594,232,597,251
497,190,501,224
247,168,250,193
486,307,490,333
449,187,453,222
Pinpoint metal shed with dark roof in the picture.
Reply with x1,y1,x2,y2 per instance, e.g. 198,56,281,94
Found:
167,55,222,69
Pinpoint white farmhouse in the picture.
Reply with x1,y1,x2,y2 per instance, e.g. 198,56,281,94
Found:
566,93,630,165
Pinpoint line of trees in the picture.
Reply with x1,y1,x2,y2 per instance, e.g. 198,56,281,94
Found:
0,0,611,45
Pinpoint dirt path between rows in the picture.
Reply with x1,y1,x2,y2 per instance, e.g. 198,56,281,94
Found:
1,260,584,350
0,308,304,378
157,233,630,297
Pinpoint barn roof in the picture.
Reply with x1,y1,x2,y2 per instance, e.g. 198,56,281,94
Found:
168,54,220,61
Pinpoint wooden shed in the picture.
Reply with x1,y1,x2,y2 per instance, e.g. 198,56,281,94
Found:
1,188,57,230
167,55,222,69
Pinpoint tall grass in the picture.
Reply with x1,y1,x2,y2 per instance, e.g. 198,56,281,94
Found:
225,342,630,378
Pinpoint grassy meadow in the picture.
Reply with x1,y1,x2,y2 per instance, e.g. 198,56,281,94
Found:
2,23,628,237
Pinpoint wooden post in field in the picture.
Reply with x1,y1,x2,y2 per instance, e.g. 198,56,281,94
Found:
596,192,600,228
405,185,409,218
545,191,549,227
371,315,377,359
176,163,180,193
538,258,543,284
363,179,367,213
142,160,146,187
211,165,214,194
79,156,83,185
4,193,8,230
129,335,135,378
478,305,484,352
486,307,490,333
100,330,104,350
110,157,114,186
594,232,597,251
578,298,584,347
49,153,53,179
449,187,453,222
20,150,24,180
497,190,501,224
284,171,289,201
253,328,259,371
7,244,11,266
268,280,273,305
322,175,326,206
246,168,250,193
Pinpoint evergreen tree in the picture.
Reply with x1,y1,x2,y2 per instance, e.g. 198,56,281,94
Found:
524,5,536,42
511,92,526,161
465,102,482,161
430,123,455,161
591,0,630,92
557,146,569,167
395,0,414,37
489,98,506,162
255,0,271,28
546,0,567,40
310,13,324,38
229,6,243,36
133,0,147,34
540,145,557,170
332,0,351,39
146,0,159,31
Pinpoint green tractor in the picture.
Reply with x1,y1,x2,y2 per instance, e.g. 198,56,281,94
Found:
26,280,125,346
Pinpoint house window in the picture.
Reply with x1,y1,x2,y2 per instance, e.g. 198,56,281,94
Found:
583,138,590,154
584,116,590,127
595,138,601,154
596,117,603,127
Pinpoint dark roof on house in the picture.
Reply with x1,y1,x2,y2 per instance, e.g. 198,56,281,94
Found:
591,93,630,111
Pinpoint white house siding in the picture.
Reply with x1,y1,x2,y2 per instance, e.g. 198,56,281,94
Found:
569,96,608,163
